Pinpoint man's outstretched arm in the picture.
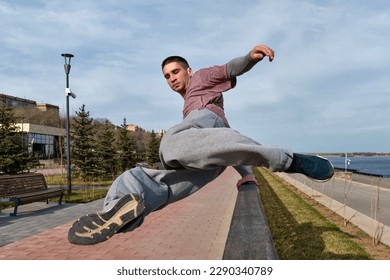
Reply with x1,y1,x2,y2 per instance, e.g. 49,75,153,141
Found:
226,44,275,78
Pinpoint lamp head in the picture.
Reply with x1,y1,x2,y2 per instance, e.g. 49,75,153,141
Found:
61,53,74,74
61,53,74,64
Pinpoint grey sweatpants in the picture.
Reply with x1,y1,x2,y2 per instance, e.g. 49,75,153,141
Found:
103,109,293,215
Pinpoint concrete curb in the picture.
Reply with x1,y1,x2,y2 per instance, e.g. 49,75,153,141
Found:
223,183,278,260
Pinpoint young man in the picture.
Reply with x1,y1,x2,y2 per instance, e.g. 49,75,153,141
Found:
68,44,334,245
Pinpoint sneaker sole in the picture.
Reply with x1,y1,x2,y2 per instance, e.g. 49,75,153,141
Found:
68,193,145,245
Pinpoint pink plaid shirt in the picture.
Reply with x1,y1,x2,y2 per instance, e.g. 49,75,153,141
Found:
183,64,236,126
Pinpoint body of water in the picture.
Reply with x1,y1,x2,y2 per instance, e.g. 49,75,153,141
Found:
326,156,390,177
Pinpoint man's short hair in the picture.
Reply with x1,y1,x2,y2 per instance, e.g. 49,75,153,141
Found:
161,56,190,70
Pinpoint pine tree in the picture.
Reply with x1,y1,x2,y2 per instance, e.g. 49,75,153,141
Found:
117,117,136,172
96,120,117,179
146,130,161,165
71,104,97,181
0,98,32,174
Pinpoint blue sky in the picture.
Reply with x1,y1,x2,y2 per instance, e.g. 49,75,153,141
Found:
0,0,389,153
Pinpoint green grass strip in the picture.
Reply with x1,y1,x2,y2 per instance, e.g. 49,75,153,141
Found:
253,167,372,260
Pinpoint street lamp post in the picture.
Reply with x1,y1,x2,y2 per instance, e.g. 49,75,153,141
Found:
345,153,351,173
61,53,76,195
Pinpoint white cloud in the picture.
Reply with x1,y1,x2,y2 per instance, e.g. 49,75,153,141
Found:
0,0,389,152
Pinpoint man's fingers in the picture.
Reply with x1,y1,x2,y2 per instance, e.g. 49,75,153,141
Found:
251,45,275,62
259,45,274,61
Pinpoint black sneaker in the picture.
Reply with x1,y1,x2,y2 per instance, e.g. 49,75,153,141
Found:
68,193,145,245
285,153,334,182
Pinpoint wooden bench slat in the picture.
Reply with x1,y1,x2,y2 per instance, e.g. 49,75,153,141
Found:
10,188,64,200
0,173,64,216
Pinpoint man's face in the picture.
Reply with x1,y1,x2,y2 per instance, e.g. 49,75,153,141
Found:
162,62,192,96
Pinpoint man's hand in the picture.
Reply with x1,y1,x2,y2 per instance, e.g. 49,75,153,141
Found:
250,45,275,62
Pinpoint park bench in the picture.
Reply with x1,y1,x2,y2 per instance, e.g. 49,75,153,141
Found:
0,173,64,216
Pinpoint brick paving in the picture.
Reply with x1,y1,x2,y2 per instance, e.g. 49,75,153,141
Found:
0,199,103,246
0,167,239,260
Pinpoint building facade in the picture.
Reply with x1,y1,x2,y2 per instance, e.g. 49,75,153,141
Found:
1,93,65,162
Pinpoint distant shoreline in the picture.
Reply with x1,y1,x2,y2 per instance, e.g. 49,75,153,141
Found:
314,152,390,157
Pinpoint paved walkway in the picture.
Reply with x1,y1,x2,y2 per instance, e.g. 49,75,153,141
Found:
0,167,239,260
